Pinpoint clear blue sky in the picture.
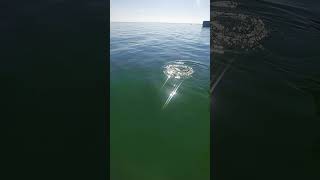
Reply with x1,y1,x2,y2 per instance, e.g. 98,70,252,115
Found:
110,0,209,23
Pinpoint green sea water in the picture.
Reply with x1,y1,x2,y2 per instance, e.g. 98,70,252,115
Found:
110,22,210,180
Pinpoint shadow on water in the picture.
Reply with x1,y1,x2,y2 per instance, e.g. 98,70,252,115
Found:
211,0,320,179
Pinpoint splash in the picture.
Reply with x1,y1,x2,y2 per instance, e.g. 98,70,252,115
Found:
162,61,194,109
163,64,194,79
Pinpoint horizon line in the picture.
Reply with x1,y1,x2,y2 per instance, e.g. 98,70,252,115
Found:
110,21,204,24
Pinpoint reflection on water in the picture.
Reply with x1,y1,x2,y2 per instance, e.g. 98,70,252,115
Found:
162,61,194,108
212,0,320,179
111,23,210,180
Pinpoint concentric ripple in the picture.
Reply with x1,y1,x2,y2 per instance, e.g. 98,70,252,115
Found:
163,64,194,79
161,60,208,108
211,1,268,54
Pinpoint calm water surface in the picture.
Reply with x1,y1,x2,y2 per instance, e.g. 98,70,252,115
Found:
110,22,210,180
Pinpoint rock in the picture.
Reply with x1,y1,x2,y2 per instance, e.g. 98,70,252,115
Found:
202,21,210,27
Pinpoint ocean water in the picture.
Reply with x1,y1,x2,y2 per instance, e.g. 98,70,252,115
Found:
212,0,320,179
110,22,210,180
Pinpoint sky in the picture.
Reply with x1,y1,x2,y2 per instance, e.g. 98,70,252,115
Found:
110,0,210,24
